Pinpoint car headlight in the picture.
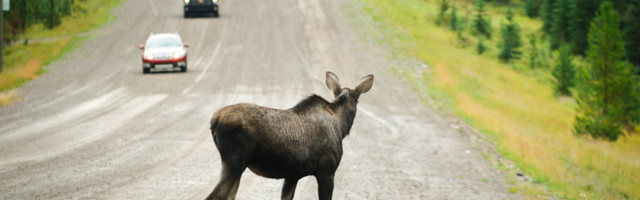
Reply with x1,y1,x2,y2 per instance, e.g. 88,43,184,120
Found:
212,0,218,3
173,50,186,59
143,52,154,60
184,0,190,4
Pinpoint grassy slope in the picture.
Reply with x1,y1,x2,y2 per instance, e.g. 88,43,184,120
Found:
0,0,123,106
356,0,640,199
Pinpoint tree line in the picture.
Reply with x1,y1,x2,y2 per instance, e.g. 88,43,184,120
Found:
437,0,640,141
2,0,74,42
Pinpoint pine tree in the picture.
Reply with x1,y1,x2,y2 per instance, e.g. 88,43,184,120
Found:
574,2,639,141
437,0,450,25
494,0,511,6
450,4,458,31
569,0,602,55
549,0,571,49
498,7,522,62
473,0,492,39
623,2,640,72
456,6,471,47
541,0,557,35
524,0,541,18
526,34,545,69
552,45,575,95
477,36,487,54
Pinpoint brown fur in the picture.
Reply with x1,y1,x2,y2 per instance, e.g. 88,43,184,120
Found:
206,72,373,200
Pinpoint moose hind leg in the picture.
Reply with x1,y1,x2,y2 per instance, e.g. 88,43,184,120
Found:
316,173,335,200
206,161,246,200
281,178,299,200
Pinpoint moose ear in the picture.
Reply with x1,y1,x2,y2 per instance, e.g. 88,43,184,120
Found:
355,74,374,94
326,71,342,97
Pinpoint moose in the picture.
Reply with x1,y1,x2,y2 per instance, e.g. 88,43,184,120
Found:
206,72,374,200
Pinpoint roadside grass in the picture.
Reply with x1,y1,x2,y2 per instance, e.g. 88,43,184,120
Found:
357,0,640,199
0,0,123,105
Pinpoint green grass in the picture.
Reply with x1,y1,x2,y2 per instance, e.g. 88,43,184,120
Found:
0,0,123,106
355,0,640,199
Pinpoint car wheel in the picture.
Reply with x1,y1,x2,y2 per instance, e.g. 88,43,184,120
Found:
214,11,219,18
143,68,150,74
184,11,189,18
180,66,187,72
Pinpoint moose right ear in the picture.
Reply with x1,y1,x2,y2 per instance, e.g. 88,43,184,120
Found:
326,71,342,97
355,74,374,94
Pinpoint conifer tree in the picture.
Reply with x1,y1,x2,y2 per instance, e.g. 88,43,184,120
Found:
437,0,450,25
623,2,640,72
526,34,546,69
541,0,556,35
477,36,487,54
473,0,492,39
450,4,458,31
552,45,575,95
569,0,602,55
456,6,470,47
498,7,522,62
524,0,541,18
574,2,639,141
549,0,571,49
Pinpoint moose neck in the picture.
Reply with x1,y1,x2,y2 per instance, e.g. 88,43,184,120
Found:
331,96,357,139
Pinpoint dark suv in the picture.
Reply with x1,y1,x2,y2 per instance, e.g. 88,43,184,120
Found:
184,0,219,18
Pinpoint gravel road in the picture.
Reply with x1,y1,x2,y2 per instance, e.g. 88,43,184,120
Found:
0,0,517,199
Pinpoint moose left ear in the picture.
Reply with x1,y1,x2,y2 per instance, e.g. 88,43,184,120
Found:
326,71,343,97
355,74,374,94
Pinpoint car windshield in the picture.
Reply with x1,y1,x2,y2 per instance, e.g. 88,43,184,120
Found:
146,36,182,48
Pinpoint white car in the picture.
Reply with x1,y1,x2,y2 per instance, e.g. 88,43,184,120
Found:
139,33,188,74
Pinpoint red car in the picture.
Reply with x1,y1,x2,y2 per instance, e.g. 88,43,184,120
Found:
139,33,188,73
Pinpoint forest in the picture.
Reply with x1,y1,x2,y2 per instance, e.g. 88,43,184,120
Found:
441,0,640,140
3,0,74,42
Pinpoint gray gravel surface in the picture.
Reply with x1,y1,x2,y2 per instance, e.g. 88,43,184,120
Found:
0,0,518,199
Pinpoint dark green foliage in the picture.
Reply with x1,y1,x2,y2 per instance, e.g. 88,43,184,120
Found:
524,0,542,18
623,2,640,72
527,35,539,68
552,45,575,95
437,0,450,26
498,7,522,62
574,2,639,141
2,0,74,42
569,0,602,55
46,0,61,29
456,6,471,47
473,0,492,39
450,4,458,31
549,0,571,49
526,34,545,69
477,36,486,54
541,0,556,35
492,0,511,6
